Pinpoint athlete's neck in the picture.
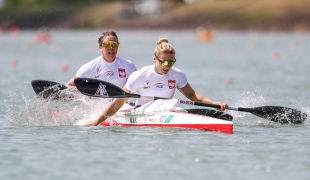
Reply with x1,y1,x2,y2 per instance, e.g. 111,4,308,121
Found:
102,56,116,63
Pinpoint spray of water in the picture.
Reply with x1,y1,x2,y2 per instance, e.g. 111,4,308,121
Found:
228,91,272,126
4,89,309,128
228,91,309,126
4,89,111,126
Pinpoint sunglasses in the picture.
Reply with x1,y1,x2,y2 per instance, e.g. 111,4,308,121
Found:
155,54,176,67
101,41,119,48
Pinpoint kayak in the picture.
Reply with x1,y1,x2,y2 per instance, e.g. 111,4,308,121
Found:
100,110,233,134
31,79,234,133
30,79,307,132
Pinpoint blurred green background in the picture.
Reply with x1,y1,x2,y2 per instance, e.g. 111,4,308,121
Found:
1,0,310,31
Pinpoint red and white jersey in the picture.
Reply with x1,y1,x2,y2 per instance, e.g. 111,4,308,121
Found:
76,56,137,88
125,65,188,106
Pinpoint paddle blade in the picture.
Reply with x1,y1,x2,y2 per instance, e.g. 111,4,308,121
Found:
31,80,67,98
251,106,307,124
74,78,137,98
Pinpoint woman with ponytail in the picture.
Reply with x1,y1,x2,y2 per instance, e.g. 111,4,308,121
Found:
85,37,228,126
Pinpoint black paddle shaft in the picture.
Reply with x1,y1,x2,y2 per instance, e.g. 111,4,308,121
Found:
74,78,308,124
183,101,307,124
74,78,166,100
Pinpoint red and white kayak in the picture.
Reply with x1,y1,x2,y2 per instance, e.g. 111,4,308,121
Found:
100,110,233,134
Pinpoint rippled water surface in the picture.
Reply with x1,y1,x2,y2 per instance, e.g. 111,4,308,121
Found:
1,30,310,180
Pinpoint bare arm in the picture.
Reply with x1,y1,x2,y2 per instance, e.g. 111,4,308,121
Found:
84,87,130,126
178,83,228,111
66,75,78,87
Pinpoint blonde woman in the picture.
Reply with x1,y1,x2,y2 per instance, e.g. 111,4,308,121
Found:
85,37,228,126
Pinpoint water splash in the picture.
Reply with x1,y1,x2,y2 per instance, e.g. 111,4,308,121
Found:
228,91,309,126
227,91,267,125
4,89,110,126
301,107,310,125
4,89,309,128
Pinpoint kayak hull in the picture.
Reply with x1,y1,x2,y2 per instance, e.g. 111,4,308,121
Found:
100,111,233,134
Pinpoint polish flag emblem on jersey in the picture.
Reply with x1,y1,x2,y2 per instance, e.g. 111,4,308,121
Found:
118,68,126,78
168,80,175,89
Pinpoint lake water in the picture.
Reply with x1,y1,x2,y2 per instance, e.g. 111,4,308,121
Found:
1,29,310,180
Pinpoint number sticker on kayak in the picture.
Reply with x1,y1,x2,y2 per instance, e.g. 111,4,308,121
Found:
164,115,174,123
130,117,137,123
158,116,166,123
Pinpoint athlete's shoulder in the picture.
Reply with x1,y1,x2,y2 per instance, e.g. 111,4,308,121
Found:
169,66,187,79
129,65,150,77
170,66,183,72
170,66,185,75
79,56,101,68
135,65,153,74
117,56,135,65
84,56,102,65
116,56,137,71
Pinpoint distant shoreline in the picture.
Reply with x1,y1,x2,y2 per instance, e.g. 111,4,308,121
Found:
1,0,310,32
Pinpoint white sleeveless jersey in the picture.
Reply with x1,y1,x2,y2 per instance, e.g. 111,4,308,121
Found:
76,56,137,88
125,65,188,106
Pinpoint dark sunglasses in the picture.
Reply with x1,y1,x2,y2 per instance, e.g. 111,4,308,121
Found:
101,41,119,48
155,54,176,67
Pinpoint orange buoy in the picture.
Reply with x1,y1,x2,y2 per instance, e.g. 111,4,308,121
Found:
9,25,20,36
272,52,280,60
224,78,232,84
60,64,68,72
195,27,213,42
10,59,18,67
35,27,51,43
